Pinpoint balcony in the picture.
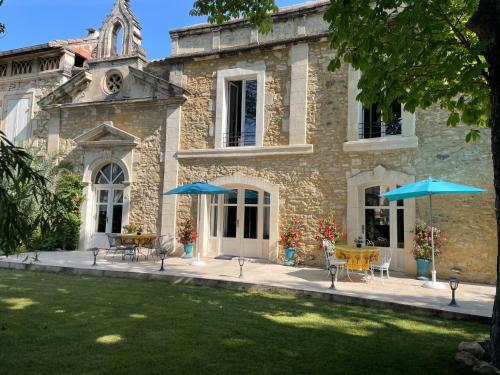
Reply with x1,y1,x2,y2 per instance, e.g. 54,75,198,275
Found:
224,131,256,147
359,119,402,139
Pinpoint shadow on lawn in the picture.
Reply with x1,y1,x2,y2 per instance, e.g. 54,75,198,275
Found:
0,270,487,375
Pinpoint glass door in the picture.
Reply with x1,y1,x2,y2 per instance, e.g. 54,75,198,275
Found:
94,188,124,235
217,188,270,258
363,185,405,271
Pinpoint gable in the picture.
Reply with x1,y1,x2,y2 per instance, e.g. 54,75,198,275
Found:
39,64,188,108
39,70,92,108
74,121,140,148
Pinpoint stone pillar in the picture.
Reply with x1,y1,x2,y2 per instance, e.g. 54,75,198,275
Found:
47,109,61,154
160,104,182,237
212,29,221,51
171,34,179,56
347,66,361,142
289,43,309,145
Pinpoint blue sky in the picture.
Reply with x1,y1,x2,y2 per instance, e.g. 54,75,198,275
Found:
0,0,302,60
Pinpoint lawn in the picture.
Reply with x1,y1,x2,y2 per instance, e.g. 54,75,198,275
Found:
0,269,488,375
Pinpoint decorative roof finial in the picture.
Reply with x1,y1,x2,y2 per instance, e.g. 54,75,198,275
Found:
95,0,145,60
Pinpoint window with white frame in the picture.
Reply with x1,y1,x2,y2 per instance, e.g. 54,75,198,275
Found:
226,79,257,147
215,66,265,149
345,66,417,151
360,101,402,139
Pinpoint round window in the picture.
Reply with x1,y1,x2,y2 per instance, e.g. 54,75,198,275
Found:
105,72,123,94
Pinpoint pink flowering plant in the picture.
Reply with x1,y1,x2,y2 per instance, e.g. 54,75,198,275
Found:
315,212,346,248
280,216,304,249
177,220,197,245
413,220,446,260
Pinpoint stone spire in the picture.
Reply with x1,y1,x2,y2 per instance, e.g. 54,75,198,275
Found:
95,0,145,60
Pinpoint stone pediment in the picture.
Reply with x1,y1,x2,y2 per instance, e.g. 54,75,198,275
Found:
74,121,140,148
39,65,187,108
39,70,92,108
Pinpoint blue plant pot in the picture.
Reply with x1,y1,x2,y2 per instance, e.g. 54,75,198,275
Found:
416,258,431,280
182,243,194,259
284,247,296,266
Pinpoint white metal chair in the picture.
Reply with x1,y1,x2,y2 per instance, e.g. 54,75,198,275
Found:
370,248,393,283
323,240,348,280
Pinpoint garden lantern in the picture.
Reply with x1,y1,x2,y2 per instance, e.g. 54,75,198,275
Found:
158,249,167,272
238,256,245,279
448,277,459,307
329,265,338,290
92,248,99,266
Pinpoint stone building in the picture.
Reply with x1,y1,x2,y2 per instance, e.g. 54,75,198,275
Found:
0,33,97,147
14,0,495,283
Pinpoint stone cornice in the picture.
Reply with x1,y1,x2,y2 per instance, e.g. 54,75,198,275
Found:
169,1,329,37
153,33,329,64
41,96,186,110
176,144,314,159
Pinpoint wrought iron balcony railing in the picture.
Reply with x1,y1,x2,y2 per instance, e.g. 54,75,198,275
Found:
359,119,402,139
224,132,256,147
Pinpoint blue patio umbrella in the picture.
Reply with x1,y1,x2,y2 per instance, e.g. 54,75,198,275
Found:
383,178,485,289
164,182,234,265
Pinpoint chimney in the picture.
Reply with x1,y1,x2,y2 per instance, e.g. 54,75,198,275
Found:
86,28,99,38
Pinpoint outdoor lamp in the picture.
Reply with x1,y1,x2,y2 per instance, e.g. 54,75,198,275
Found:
159,250,167,272
92,248,99,266
448,277,460,307
238,256,245,279
329,265,338,290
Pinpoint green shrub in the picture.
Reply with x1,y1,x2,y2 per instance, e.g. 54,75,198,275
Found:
28,170,84,251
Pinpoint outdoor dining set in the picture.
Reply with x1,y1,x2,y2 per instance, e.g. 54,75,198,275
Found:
100,233,175,264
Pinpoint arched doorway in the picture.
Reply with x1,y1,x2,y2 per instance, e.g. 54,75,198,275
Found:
347,166,415,273
363,184,406,270
199,174,279,261
208,187,271,258
91,163,128,247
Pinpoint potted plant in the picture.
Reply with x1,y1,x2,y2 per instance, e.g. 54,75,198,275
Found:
123,223,143,235
315,212,345,250
354,236,364,248
280,216,303,266
413,221,446,280
178,220,197,259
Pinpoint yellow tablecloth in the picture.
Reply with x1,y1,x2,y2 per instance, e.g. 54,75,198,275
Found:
116,234,156,248
335,246,381,271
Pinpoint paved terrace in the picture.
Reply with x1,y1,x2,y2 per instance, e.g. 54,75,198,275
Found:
0,251,494,322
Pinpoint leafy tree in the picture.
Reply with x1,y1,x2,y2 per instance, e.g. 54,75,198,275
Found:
191,0,278,33
191,0,500,364
0,132,55,255
28,170,84,251
0,0,4,35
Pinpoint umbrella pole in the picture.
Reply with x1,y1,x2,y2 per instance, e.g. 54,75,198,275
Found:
193,194,206,266
423,194,445,289
430,195,436,283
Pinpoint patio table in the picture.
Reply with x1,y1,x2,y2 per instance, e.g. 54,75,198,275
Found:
335,246,381,281
116,234,157,261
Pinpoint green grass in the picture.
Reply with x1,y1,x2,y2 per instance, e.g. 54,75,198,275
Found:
0,270,488,375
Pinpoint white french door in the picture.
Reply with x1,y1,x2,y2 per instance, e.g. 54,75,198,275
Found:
363,185,406,271
210,188,270,258
95,188,124,233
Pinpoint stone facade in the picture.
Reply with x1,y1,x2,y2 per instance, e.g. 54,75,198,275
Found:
8,0,495,283
0,36,97,150
161,1,496,283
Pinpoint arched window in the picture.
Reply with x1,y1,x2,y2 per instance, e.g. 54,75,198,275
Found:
93,163,126,234
95,163,124,185
111,22,124,56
